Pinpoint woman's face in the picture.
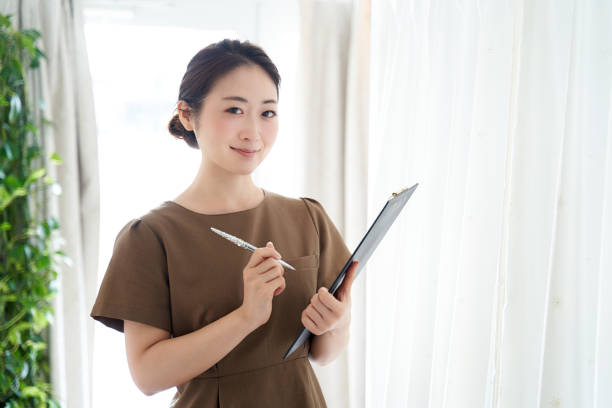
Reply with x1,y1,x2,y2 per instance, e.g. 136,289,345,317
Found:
179,64,279,176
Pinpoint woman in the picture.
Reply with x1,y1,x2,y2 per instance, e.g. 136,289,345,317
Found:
90,39,358,407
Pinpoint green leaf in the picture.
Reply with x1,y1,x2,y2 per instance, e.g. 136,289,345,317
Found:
35,255,50,270
48,399,61,408
25,340,47,353
5,174,20,190
13,187,27,197
25,122,38,135
0,14,12,28
32,308,48,332
22,28,41,43
21,385,46,399
26,167,45,184
0,294,18,301
0,186,9,202
8,326,22,345
49,152,62,164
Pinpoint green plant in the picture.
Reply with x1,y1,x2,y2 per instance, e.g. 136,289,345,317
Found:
1,13,67,408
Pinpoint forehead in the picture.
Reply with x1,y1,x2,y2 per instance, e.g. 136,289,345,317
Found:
209,64,277,101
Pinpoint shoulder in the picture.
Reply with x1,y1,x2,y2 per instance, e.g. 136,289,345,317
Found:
122,200,188,238
263,190,328,217
262,189,317,214
260,190,328,234
298,196,331,221
113,216,162,250
112,204,172,249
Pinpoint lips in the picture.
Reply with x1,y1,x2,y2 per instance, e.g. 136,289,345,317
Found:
231,147,260,153
231,146,261,158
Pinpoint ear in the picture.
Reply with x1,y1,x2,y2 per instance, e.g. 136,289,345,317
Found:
177,101,194,131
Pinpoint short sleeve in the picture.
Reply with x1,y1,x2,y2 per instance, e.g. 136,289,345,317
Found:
301,198,352,290
90,218,171,333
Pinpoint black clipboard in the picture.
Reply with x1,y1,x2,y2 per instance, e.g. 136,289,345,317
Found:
282,183,419,360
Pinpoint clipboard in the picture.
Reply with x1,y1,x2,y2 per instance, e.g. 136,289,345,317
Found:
283,183,419,360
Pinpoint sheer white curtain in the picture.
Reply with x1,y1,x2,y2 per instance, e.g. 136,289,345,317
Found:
0,0,100,407
366,0,612,407
297,0,369,407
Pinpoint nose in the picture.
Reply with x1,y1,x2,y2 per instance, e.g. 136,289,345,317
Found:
239,114,260,141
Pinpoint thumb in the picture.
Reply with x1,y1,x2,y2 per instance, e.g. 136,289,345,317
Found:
266,241,274,248
338,261,358,302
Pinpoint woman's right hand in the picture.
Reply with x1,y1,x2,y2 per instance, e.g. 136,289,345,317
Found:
239,242,286,329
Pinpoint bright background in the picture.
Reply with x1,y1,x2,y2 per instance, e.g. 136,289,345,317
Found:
84,2,300,405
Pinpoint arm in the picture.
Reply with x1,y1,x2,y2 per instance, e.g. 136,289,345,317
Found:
126,243,287,396
309,311,350,365
125,307,256,396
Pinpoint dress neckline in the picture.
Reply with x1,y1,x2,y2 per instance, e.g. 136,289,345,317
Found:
164,188,269,217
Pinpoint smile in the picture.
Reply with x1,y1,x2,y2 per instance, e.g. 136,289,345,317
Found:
231,147,261,157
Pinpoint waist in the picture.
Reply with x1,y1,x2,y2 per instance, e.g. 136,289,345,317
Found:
192,355,309,380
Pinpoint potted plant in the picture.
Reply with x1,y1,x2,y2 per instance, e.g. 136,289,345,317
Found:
1,12,67,408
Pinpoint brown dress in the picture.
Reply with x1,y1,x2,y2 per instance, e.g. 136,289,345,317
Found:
89,189,351,407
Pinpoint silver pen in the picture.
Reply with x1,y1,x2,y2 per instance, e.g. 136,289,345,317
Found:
210,227,296,271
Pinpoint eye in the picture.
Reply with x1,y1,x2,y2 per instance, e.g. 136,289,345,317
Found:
226,107,243,114
262,110,277,118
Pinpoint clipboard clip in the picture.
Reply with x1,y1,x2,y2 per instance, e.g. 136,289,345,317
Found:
389,183,419,201
390,186,410,200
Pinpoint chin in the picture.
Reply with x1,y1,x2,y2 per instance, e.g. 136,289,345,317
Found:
232,163,260,175
234,168,257,176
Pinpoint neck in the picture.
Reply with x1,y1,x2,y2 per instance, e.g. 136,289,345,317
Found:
184,157,262,209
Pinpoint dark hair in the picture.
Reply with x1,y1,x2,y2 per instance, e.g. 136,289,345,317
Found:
168,39,281,149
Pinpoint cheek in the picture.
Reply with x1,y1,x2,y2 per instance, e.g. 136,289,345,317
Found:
214,116,240,135
262,121,279,143
202,116,235,145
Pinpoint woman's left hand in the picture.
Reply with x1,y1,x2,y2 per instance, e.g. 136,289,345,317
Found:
301,261,359,335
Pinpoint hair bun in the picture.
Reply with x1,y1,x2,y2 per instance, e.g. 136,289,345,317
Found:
168,113,199,149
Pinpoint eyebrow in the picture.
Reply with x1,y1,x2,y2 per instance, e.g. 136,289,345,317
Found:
222,96,277,105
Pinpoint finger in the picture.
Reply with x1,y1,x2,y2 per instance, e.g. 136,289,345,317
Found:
305,305,325,328
311,296,335,323
246,243,282,268
260,264,284,283
347,261,359,283
316,288,343,315
301,313,320,334
253,257,284,276
302,308,322,333
268,275,285,296
273,277,286,296
337,261,358,301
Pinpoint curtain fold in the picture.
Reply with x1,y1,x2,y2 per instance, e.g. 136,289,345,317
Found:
342,1,370,407
297,0,370,407
1,1,100,407
367,0,612,407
